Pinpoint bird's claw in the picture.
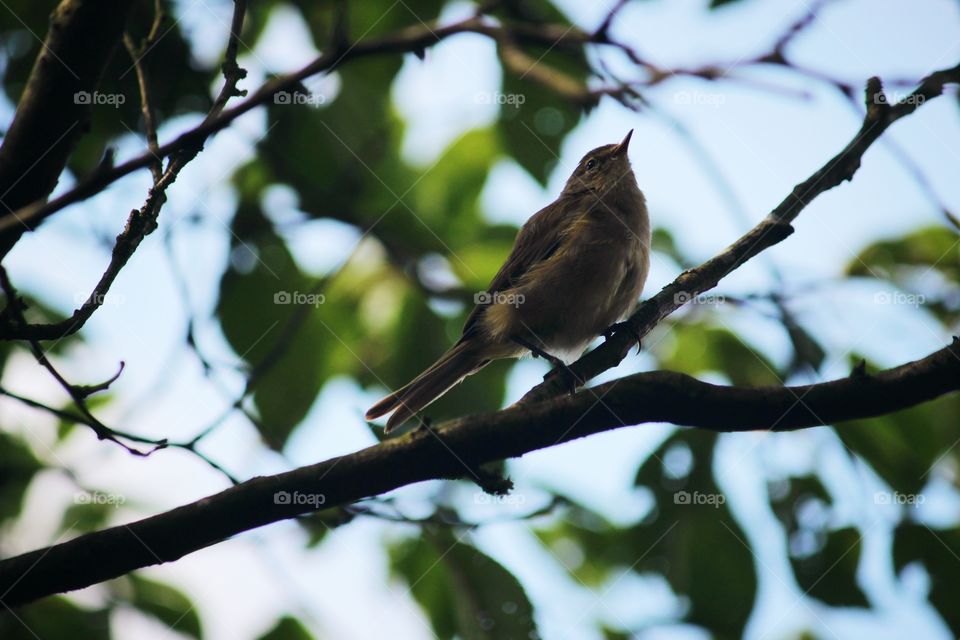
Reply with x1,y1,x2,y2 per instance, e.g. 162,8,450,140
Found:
544,363,582,396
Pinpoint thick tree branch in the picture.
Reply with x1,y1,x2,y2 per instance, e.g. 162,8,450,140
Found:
0,340,957,607
0,0,135,258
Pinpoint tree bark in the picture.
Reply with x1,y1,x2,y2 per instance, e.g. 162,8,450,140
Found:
0,0,134,258
0,340,957,607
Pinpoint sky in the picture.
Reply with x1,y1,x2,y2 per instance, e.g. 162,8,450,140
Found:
2,0,960,638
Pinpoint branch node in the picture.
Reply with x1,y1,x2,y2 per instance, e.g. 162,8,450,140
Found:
849,359,868,378
74,360,126,398
474,464,513,496
865,76,890,121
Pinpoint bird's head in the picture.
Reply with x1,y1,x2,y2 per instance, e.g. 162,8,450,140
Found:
562,130,635,195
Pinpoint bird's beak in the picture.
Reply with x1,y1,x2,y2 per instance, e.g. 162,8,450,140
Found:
612,129,633,156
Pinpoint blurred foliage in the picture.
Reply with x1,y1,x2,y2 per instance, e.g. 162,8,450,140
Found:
257,616,315,640
633,430,757,636
535,430,758,638
390,526,539,639
0,597,110,639
0,0,959,639
848,226,960,325
838,394,960,495
123,575,203,639
654,322,782,386
893,524,960,635
767,473,869,607
848,226,960,282
0,431,43,525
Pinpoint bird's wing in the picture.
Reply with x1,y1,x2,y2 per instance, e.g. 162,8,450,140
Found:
461,198,574,338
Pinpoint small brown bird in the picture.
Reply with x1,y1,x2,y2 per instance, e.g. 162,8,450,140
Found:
367,131,650,431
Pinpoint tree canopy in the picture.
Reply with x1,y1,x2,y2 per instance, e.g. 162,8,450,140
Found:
0,0,958,638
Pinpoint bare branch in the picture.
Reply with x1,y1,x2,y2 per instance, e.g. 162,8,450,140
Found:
0,0,250,342
521,64,960,403
0,0,136,258
0,340,956,607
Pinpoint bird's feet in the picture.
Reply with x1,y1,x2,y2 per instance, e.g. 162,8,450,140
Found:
603,321,642,354
511,335,582,396
544,363,582,396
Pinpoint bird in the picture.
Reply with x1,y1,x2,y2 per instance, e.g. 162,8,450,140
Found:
366,130,650,432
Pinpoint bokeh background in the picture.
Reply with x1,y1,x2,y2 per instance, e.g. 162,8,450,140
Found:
1,0,959,638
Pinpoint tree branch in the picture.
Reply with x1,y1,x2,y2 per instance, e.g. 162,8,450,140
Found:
0,0,249,342
0,0,135,259
0,340,957,607
520,63,960,403
0,5,890,254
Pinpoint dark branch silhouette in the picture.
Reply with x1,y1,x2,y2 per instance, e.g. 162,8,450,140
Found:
522,65,960,403
0,340,956,606
0,0,135,259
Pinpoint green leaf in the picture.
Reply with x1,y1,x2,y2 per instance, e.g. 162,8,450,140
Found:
390,528,539,640
0,597,110,639
290,0,445,46
656,322,782,386
847,226,960,281
360,286,511,426
537,430,756,637
129,574,202,639
784,320,827,374
651,227,688,267
412,128,500,247
58,500,114,535
768,474,832,538
496,13,589,185
36,0,214,175
790,527,868,608
297,508,355,547
449,240,517,292
257,616,315,640
845,225,960,324
709,0,748,8
602,627,633,640
893,524,960,635
57,393,114,442
217,229,327,450
0,431,43,525
632,431,757,637
837,393,960,494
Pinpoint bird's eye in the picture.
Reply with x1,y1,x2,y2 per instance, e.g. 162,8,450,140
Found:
585,158,598,171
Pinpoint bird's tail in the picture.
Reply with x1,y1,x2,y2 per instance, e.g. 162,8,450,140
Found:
365,340,489,432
